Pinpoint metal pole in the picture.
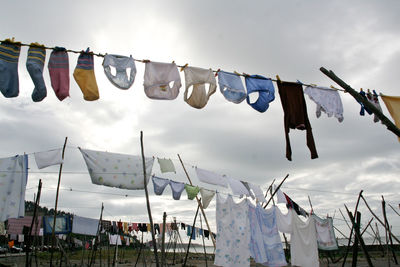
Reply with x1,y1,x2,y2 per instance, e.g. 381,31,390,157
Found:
50,137,68,267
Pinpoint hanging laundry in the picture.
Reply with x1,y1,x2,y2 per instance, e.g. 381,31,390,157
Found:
304,86,344,122
226,177,251,197
275,186,287,204
124,222,129,234
214,194,250,267
313,214,338,250
181,223,186,230
276,208,319,267
204,229,210,239
103,54,136,89
132,223,138,232
154,223,160,234
218,70,247,104
112,221,118,233
186,225,196,240
183,66,217,109
248,204,287,266
184,184,200,200
381,94,400,141
34,148,63,169
0,155,28,221
169,180,185,200
73,48,99,101
245,75,275,113
282,192,308,218
152,176,170,195
199,188,215,209
0,222,5,235
79,148,154,190
48,47,70,101
240,182,256,199
157,157,176,173
26,43,47,102
72,215,99,236
143,61,181,100
117,221,123,233
247,182,266,203
0,39,21,98
358,90,373,116
366,90,383,123
277,80,318,161
109,234,122,245
42,215,72,234
195,167,228,188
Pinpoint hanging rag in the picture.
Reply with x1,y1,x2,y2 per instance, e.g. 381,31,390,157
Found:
152,176,170,195
103,54,136,89
214,194,250,267
218,70,247,104
313,214,338,250
248,204,287,266
358,90,373,116
226,177,251,197
304,85,344,122
143,61,181,100
366,90,383,123
48,47,70,101
169,180,185,200
183,66,217,109
26,43,47,102
34,148,63,169
247,182,266,203
73,48,99,101
245,75,275,112
79,148,154,190
275,186,287,204
199,188,215,209
195,167,228,188
0,40,21,98
283,192,308,218
184,184,200,200
157,158,176,173
277,80,318,161
240,181,256,199
72,215,99,236
0,155,28,221
381,94,400,142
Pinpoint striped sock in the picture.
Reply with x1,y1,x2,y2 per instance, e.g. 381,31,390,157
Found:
27,43,47,102
48,47,70,101
0,40,21,98
73,48,99,101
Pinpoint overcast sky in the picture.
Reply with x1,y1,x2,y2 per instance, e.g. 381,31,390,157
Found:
1,0,399,244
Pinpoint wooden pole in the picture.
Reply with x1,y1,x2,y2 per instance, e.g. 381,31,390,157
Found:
140,131,160,267
320,67,400,138
263,179,276,201
26,179,42,267
161,212,166,267
183,202,201,267
351,212,360,267
90,203,104,266
199,213,208,267
50,137,68,267
264,174,289,208
177,154,216,249
361,218,374,237
382,196,398,265
308,195,313,214
375,222,385,256
388,204,400,217
344,206,373,267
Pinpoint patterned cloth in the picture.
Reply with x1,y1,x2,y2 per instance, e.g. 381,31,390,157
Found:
79,148,154,190
0,155,28,221
215,194,250,267
313,214,338,250
248,204,287,266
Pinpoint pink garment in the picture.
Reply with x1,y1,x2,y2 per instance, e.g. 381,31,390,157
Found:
48,49,70,101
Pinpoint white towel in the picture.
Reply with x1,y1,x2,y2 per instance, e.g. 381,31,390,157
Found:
34,148,63,169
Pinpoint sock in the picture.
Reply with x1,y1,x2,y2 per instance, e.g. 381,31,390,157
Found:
0,40,21,98
26,43,47,102
48,47,70,101
73,48,99,101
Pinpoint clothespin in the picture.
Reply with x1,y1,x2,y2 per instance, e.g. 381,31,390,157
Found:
242,72,249,77
329,85,339,91
233,71,241,76
180,63,188,72
310,84,317,87
53,46,66,52
142,59,150,63
276,75,281,82
214,68,220,77
367,89,371,94
360,88,364,92
31,42,44,48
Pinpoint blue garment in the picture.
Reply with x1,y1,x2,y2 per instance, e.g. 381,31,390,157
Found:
358,90,372,116
218,70,247,104
152,176,170,195
186,225,196,240
169,180,185,200
248,204,286,266
0,42,21,98
245,75,275,112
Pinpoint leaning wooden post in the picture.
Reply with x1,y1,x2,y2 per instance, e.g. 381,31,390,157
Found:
177,154,216,249
351,212,361,267
50,137,68,267
89,203,104,266
388,204,400,217
264,174,289,208
199,213,208,267
382,196,398,265
308,195,313,214
140,131,160,267
320,67,400,138
26,179,42,267
344,206,373,267
183,201,201,267
161,212,166,267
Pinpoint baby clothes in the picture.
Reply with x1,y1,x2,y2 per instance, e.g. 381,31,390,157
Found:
0,40,21,98
103,54,136,89
241,181,256,199
143,61,181,100
247,182,266,203
381,94,400,142
199,188,215,209
304,86,344,122
277,80,318,161
218,70,247,104
183,66,217,109
169,180,185,200
184,184,200,200
245,75,275,113
366,90,383,123
152,176,170,195
73,48,99,101
26,43,47,102
195,167,228,188
48,47,70,101
227,177,251,197
157,158,176,173
313,215,338,250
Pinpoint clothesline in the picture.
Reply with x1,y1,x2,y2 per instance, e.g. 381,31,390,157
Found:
2,38,349,92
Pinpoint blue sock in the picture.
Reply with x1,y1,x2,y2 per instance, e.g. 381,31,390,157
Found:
0,40,21,98
26,43,47,102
